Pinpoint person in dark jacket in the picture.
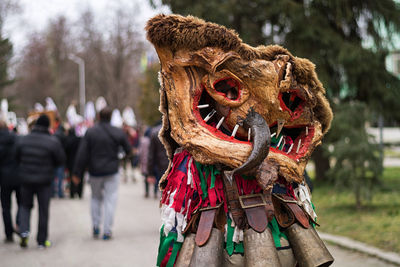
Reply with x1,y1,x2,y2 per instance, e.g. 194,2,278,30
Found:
53,119,67,198
146,122,169,199
16,114,66,249
65,128,82,198
0,120,21,243
72,107,131,240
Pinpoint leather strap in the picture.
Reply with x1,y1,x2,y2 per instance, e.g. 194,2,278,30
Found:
272,193,310,228
182,212,200,235
195,208,217,246
239,194,268,233
222,172,246,229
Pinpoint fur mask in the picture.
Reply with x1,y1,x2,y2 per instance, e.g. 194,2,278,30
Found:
146,14,332,185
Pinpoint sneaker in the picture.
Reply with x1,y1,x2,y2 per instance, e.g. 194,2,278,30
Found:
102,233,112,240
20,233,29,248
38,240,51,249
93,227,100,239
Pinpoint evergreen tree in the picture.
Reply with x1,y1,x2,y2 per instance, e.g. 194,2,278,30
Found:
327,101,382,208
152,0,400,181
138,62,162,126
0,35,13,98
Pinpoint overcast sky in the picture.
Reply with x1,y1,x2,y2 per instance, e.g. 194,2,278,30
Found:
3,0,169,53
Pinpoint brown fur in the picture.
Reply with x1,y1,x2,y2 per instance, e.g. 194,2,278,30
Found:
146,14,332,133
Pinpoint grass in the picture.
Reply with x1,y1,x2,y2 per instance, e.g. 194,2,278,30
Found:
384,148,400,158
312,167,400,253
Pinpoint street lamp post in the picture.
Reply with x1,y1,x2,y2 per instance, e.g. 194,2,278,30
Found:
69,54,86,116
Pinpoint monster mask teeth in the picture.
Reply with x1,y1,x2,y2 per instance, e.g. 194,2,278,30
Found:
231,124,240,137
277,135,284,148
216,117,225,129
296,139,302,153
248,128,251,141
204,110,216,122
286,143,294,154
271,132,276,138
197,104,210,109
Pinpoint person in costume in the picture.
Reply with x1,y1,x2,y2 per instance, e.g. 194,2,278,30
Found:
146,14,334,267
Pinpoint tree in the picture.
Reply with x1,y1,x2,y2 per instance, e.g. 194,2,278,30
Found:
0,35,12,98
152,0,400,181
75,7,145,110
0,0,19,99
138,62,162,126
11,7,145,117
327,102,382,208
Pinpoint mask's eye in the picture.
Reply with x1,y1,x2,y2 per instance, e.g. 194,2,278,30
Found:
213,78,240,100
279,91,304,118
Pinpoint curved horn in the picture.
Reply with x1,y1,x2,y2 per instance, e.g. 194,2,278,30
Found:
233,108,271,175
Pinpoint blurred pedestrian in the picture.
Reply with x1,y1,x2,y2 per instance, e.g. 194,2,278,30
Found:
65,128,82,198
53,118,67,198
122,122,138,183
146,122,169,199
72,107,131,240
0,120,21,243
16,115,66,249
138,127,151,198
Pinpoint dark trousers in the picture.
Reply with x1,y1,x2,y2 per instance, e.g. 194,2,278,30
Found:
1,185,21,238
20,184,52,244
70,176,83,199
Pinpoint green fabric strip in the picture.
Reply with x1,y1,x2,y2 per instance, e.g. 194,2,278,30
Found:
268,217,288,247
195,162,208,200
234,242,244,253
156,226,178,266
311,201,317,228
226,218,235,255
166,239,183,267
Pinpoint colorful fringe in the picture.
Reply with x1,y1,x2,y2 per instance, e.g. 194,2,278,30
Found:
157,149,316,266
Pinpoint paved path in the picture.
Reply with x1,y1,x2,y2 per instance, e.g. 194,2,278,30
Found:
0,175,397,266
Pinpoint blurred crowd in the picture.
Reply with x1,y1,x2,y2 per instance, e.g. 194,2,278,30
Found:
0,98,169,248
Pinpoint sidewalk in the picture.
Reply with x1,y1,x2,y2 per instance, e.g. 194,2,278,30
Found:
321,232,400,266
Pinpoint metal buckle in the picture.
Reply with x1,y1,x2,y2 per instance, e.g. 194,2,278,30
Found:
272,193,298,204
239,194,266,209
199,202,223,212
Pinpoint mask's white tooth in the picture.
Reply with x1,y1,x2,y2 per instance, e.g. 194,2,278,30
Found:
282,139,286,150
277,136,284,148
204,110,216,122
271,132,276,138
197,104,209,109
231,124,239,137
248,128,251,141
296,139,302,153
306,126,309,136
276,119,285,136
286,143,294,154
216,117,225,129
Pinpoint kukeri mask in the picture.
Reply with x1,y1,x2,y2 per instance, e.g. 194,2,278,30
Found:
146,14,332,184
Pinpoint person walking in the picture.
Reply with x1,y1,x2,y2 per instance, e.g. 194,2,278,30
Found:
72,107,131,240
65,127,82,199
138,127,151,198
146,122,169,199
53,119,67,198
16,114,66,249
0,120,21,243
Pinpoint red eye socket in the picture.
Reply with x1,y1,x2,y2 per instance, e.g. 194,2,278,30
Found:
213,78,240,100
279,91,304,119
